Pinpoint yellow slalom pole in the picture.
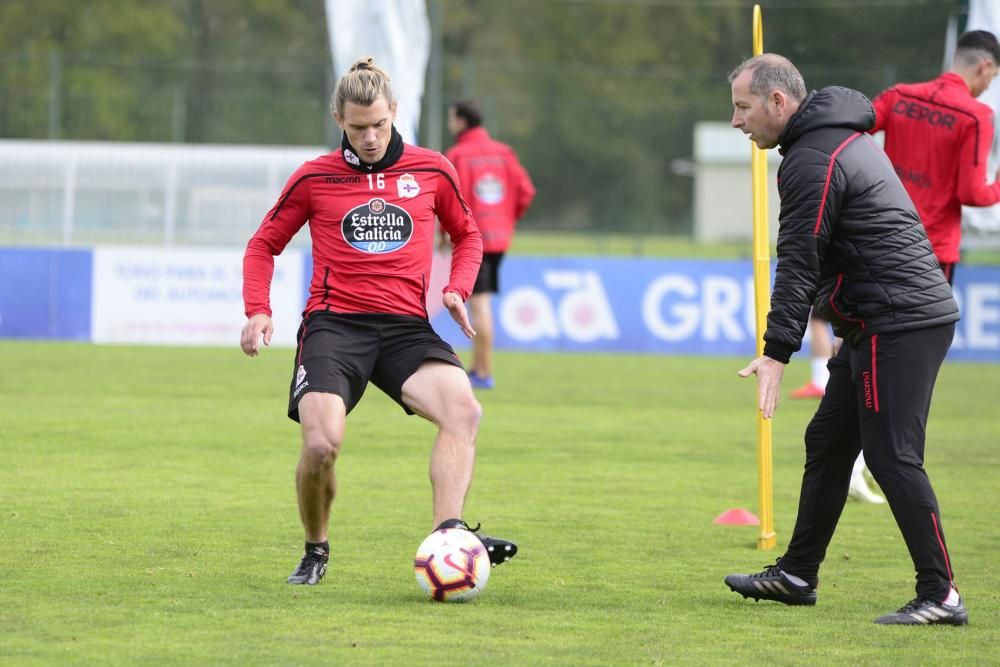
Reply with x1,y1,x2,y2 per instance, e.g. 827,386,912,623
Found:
752,4,776,551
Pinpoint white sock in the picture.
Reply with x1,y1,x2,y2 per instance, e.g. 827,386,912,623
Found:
811,358,830,387
944,586,961,606
781,570,810,588
852,454,865,476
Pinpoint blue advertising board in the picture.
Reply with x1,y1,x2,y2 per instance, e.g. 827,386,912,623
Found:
0,247,91,340
2,247,998,362
430,256,1000,362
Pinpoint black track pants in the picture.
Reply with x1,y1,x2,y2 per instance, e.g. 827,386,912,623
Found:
779,323,957,602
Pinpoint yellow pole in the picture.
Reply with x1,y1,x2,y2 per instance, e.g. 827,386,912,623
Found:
752,4,776,550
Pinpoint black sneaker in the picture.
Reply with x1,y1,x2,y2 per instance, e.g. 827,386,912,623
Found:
287,544,329,585
724,562,818,606
874,596,968,626
435,519,517,567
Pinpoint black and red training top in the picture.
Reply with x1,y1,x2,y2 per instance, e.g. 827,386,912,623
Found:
243,129,483,320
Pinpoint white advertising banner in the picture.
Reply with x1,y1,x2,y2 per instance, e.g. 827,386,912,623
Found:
91,247,304,347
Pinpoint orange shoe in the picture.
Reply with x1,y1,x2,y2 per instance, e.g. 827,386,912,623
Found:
790,382,825,399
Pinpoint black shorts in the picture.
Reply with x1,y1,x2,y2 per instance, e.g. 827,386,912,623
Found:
287,312,464,422
938,261,957,285
472,252,504,294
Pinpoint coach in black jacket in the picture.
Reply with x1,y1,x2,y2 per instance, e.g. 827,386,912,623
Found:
722,54,966,626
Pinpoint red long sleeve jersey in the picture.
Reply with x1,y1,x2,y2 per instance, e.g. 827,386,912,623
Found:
872,72,1000,263
445,127,535,253
243,144,483,319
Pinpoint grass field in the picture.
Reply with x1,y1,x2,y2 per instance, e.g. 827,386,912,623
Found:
2,341,999,665
507,230,1000,266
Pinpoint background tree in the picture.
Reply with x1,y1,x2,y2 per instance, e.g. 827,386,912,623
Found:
0,0,968,234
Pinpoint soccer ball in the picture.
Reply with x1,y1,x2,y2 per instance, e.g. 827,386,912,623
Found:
413,528,490,602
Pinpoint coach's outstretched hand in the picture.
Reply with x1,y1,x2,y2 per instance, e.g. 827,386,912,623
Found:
738,355,786,419
241,313,273,357
443,291,476,339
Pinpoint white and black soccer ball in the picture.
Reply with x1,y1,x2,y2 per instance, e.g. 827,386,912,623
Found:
413,528,490,602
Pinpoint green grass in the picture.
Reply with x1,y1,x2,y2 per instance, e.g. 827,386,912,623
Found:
509,232,751,259
2,341,999,665
509,230,1000,265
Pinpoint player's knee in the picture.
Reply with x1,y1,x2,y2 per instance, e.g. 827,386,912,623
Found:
301,431,341,469
803,420,833,457
448,393,482,435
861,454,895,482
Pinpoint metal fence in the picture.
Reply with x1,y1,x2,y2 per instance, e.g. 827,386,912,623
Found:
0,140,323,248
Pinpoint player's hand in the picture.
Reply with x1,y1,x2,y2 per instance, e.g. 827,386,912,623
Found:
738,355,786,419
832,336,843,356
443,291,476,339
241,313,273,357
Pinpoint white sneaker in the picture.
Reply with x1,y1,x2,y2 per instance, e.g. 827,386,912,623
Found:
848,471,885,504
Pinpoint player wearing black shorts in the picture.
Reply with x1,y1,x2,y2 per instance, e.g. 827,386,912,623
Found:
445,99,535,389
240,58,518,586
288,313,463,420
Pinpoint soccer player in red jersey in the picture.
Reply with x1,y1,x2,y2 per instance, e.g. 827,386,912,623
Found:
444,99,535,389
871,30,1000,284
240,58,517,585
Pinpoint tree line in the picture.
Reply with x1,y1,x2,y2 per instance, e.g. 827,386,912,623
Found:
0,0,966,234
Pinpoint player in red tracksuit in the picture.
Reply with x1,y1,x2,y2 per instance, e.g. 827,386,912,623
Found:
871,30,1000,284
444,99,536,388
240,58,517,586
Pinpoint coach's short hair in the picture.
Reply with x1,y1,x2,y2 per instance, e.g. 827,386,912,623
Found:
728,54,807,103
955,30,1000,67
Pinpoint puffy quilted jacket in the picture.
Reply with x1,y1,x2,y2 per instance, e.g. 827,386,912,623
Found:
763,86,960,363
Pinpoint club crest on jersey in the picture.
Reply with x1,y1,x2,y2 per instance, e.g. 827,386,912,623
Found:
343,149,361,166
397,173,420,198
474,173,506,205
342,198,413,254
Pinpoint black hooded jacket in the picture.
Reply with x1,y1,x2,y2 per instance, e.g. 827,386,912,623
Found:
763,86,960,363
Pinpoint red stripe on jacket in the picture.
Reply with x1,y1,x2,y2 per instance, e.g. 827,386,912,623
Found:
814,133,863,235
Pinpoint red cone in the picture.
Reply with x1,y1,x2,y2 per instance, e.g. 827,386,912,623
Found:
713,508,760,525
